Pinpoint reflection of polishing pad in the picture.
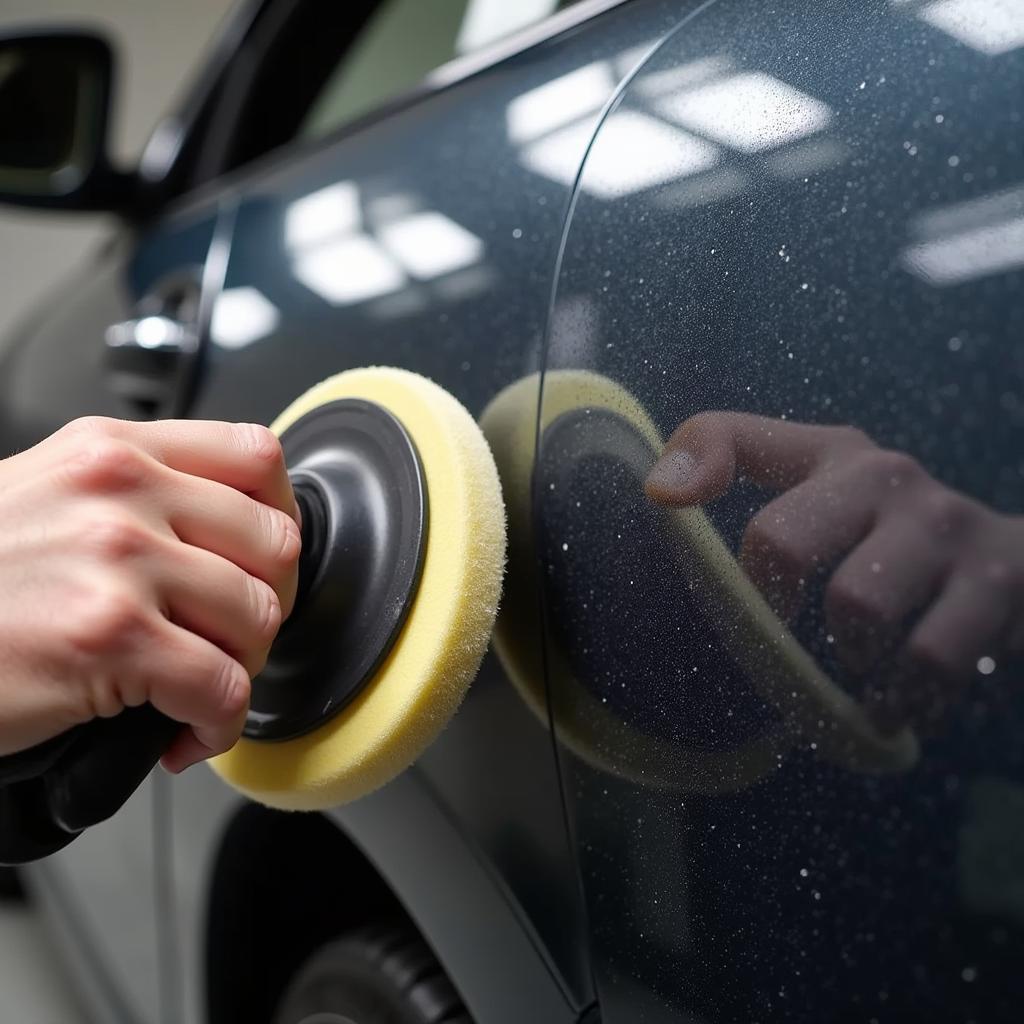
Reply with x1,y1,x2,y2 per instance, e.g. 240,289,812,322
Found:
212,367,506,811
480,371,917,792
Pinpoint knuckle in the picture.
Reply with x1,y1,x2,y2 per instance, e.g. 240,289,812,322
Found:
80,510,151,562
856,449,923,489
214,659,250,721
67,582,147,656
273,510,302,567
238,423,284,470
60,415,118,441
916,488,972,539
63,437,148,494
256,502,301,568
248,573,282,646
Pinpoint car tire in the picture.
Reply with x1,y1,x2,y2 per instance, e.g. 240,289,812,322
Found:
0,866,24,902
273,923,471,1024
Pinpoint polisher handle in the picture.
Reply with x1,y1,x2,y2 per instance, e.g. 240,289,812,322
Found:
0,705,180,865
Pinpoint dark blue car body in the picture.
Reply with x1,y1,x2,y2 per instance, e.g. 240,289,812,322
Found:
1,1,1022,1021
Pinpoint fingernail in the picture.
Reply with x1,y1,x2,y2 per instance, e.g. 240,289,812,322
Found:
646,448,697,496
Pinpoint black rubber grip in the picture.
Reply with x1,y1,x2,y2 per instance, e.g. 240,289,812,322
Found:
0,705,180,865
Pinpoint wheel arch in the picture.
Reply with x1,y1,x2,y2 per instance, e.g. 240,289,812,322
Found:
205,770,578,1024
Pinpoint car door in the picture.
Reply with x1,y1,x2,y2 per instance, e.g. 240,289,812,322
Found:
0,197,228,1023
157,3,689,1022
536,1,1024,1021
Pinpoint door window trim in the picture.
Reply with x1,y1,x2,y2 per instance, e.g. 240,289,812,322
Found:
146,0,634,219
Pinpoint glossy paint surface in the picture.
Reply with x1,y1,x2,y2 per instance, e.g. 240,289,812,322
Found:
539,1,1024,1020
1,0,1021,1021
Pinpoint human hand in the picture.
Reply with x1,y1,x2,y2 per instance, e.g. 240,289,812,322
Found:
646,412,1023,735
0,416,299,772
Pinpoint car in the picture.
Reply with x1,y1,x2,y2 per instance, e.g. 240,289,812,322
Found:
0,0,1022,1021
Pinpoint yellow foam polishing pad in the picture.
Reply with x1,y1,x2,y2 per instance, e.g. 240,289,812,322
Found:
211,367,506,810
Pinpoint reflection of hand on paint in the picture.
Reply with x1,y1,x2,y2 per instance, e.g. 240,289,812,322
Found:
645,412,1023,735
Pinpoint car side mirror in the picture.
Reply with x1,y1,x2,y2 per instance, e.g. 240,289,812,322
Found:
0,30,130,209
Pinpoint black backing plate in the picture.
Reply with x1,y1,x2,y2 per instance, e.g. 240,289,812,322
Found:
244,398,428,741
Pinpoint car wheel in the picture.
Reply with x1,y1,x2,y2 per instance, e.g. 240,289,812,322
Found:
0,866,24,901
273,923,471,1024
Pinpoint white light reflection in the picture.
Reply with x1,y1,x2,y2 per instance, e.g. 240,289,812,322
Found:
132,316,177,350
377,211,484,280
284,180,486,306
210,287,280,349
612,39,659,77
657,71,832,153
293,235,406,306
519,117,593,187
901,185,1024,285
506,62,614,143
456,0,558,54
284,182,360,249
634,57,733,100
577,112,720,198
916,0,1024,56
524,111,720,198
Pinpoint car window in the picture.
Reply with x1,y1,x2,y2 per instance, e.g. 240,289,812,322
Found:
298,0,581,142
190,0,590,187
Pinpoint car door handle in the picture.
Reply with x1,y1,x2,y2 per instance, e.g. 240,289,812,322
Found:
104,315,198,411
105,314,197,359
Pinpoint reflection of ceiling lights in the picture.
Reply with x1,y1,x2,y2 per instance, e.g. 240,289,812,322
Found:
658,71,831,153
293,235,406,305
901,185,1024,285
526,111,719,198
506,62,614,143
377,211,484,280
519,118,594,188
612,39,659,78
635,56,733,99
283,182,485,305
913,0,1024,56
210,287,280,349
456,0,558,53
284,182,360,249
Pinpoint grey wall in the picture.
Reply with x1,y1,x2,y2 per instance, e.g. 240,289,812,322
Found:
0,0,238,345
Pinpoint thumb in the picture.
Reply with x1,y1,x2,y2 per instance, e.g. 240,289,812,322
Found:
646,411,831,506
644,412,738,506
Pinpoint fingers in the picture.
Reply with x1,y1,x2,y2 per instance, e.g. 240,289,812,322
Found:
142,618,251,764
738,474,878,621
161,728,222,775
825,516,951,672
163,473,300,619
866,572,1009,735
55,416,298,520
157,540,282,677
49,417,300,619
646,411,870,506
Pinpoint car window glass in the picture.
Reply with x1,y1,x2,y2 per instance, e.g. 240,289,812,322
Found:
298,0,579,141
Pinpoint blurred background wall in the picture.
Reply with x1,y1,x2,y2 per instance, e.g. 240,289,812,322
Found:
0,0,237,345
